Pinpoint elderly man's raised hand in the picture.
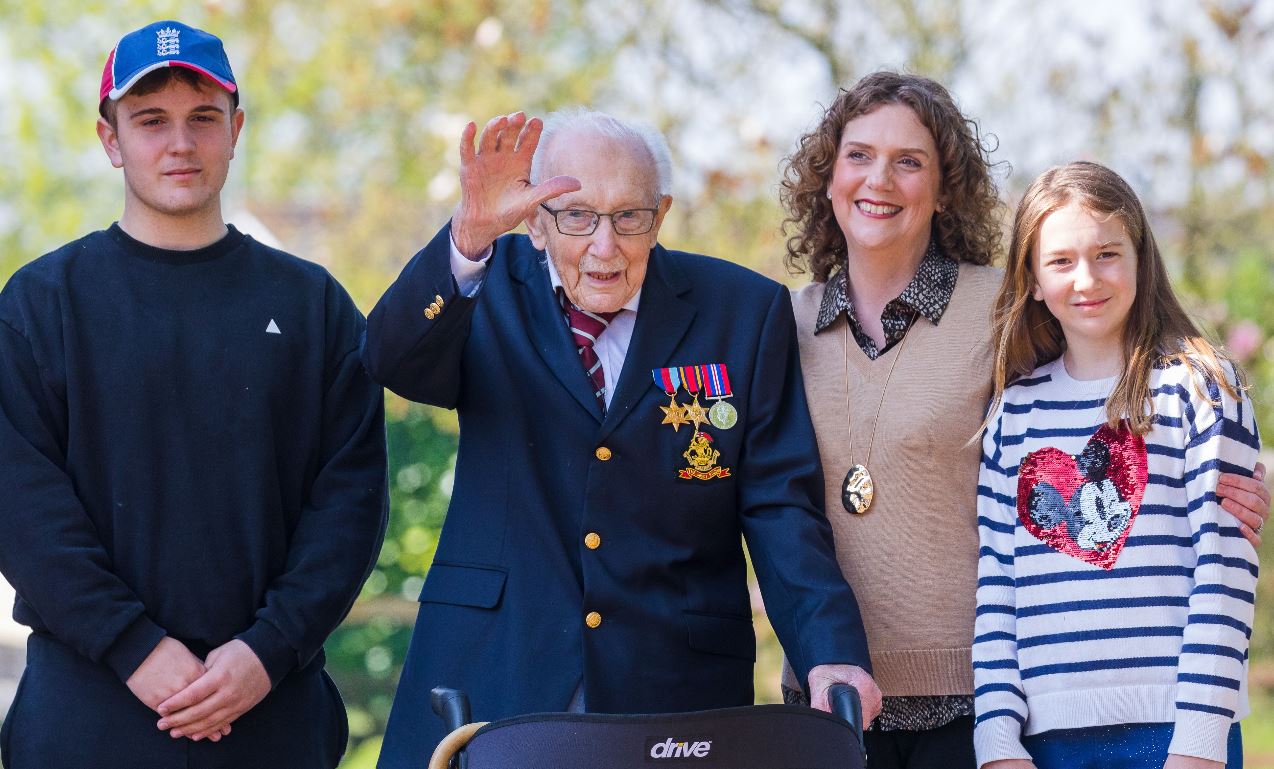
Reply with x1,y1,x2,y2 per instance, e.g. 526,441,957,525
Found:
452,112,582,259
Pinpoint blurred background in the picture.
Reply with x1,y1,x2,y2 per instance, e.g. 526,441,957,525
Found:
1,0,1272,765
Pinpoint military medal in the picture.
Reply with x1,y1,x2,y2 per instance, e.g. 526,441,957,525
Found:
652,368,689,431
679,365,711,432
698,363,737,430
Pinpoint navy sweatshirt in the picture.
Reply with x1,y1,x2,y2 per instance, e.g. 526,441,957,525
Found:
0,224,388,685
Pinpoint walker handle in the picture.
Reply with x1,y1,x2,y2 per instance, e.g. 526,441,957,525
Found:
430,686,472,733
828,683,864,751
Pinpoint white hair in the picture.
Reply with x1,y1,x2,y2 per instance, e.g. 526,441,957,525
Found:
530,107,673,200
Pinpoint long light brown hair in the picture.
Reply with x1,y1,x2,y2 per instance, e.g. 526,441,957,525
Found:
780,71,1003,281
988,161,1243,434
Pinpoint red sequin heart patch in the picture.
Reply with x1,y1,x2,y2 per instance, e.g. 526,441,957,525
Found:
1016,423,1148,569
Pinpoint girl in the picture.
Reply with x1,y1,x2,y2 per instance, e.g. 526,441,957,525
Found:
973,162,1259,769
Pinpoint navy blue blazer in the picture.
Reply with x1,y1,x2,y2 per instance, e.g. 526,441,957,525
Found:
364,225,870,768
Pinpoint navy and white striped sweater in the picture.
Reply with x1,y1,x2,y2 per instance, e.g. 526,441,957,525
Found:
973,356,1260,765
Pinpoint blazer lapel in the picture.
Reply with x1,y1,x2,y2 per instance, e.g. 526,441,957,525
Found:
510,245,605,422
600,246,695,440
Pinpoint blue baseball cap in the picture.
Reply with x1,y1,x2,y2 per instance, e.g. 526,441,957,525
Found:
100,21,237,104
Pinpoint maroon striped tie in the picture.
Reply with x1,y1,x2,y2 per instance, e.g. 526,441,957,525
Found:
558,289,620,412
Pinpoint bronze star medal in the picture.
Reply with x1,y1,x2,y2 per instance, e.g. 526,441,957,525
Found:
653,368,688,432
683,395,709,432
659,396,689,431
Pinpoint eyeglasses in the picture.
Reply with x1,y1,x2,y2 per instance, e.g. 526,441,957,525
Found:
540,204,658,236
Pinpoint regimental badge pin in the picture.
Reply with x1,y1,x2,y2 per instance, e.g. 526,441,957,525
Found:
680,430,731,480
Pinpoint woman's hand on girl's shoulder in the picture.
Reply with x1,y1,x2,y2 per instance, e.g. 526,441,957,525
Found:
1217,461,1269,547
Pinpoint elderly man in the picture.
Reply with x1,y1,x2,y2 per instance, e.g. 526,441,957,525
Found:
363,109,879,767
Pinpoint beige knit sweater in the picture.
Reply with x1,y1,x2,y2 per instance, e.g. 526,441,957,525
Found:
787,263,1001,697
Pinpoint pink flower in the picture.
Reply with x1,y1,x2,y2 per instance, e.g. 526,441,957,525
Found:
1226,320,1263,362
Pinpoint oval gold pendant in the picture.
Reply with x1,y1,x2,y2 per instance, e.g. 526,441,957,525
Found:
842,463,874,515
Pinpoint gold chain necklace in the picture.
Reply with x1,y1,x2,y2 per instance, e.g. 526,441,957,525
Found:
840,307,918,515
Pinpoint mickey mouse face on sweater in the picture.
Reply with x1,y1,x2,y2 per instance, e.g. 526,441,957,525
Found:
1017,424,1148,569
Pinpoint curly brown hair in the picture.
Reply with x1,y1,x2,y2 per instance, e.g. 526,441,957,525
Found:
781,71,1003,282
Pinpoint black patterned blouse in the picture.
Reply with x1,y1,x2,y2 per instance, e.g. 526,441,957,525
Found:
781,676,974,733
814,240,958,357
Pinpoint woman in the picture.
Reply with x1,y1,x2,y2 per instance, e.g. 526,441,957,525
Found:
778,72,1269,769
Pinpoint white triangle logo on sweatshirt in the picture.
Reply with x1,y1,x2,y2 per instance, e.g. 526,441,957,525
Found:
266,319,281,335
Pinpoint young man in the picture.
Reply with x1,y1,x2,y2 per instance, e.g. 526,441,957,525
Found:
0,21,387,769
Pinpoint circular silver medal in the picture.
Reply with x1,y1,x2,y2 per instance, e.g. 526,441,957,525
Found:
708,400,737,430
841,463,875,515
